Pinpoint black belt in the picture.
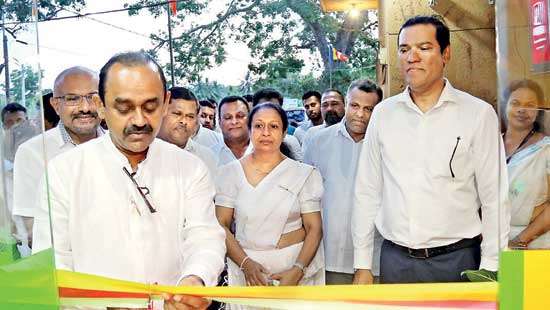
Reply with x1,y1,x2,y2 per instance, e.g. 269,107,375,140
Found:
389,236,481,259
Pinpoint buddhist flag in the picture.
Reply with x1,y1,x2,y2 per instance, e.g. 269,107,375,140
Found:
332,47,349,62
169,0,177,16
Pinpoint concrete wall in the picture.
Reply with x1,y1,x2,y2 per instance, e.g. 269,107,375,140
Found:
377,0,498,106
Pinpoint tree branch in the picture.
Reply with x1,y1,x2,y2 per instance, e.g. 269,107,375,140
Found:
174,0,261,41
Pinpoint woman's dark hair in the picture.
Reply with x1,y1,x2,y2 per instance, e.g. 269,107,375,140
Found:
247,102,294,160
502,79,545,132
42,93,60,127
252,88,283,106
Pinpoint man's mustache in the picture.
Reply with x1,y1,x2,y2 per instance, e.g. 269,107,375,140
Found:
124,124,153,136
72,111,98,119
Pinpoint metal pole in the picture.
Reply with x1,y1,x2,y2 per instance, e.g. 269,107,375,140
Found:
167,2,175,87
1,8,10,102
20,67,25,107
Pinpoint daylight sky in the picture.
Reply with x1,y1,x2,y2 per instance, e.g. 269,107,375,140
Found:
9,0,253,89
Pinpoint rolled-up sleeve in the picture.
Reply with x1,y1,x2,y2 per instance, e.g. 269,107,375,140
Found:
180,160,226,287
352,106,383,270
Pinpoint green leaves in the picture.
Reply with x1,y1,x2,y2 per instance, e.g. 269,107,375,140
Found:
128,0,378,94
461,269,498,282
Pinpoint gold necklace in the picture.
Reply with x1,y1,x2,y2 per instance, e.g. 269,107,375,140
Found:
252,164,273,175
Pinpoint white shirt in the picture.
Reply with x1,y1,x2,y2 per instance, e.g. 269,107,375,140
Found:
32,134,226,286
294,120,314,145
352,81,510,272
12,126,83,217
304,120,381,274
301,124,327,155
185,138,218,175
193,125,223,149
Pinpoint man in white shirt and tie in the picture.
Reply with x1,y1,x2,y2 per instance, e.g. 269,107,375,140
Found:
32,52,226,309
158,86,218,174
12,66,104,246
352,15,510,284
304,79,382,284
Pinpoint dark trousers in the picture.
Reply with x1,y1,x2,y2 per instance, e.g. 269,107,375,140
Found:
379,239,481,283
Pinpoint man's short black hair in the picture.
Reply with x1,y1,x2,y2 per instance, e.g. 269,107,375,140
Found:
42,93,60,127
322,88,345,102
302,91,321,102
99,51,167,104
169,86,197,102
199,100,216,110
347,80,384,104
398,15,450,53
218,95,250,115
243,94,253,103
252,88,283,106
2,103,27,122
169,86,199,113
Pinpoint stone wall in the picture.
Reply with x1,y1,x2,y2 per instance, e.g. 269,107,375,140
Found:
377,0,498,106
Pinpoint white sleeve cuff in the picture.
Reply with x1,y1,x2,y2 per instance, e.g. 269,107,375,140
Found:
353,247,373,270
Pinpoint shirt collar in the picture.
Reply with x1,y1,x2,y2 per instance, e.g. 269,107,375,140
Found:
184,138,196,152
102,133,158,172
398,78,458,112
57,121,105,146
335,118,362,142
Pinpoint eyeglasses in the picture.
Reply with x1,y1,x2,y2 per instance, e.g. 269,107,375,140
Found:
123,167,157,213
54,93,98,106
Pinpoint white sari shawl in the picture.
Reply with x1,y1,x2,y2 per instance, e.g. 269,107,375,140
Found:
508,136,550,248
218,159,325,294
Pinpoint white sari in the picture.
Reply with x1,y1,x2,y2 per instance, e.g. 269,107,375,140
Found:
508,136,550,249
215,158,325,294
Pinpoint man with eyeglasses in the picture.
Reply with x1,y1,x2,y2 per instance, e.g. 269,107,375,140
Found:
352,15,510,284
12,66,104,247
32,52,225,309
304,80,383,284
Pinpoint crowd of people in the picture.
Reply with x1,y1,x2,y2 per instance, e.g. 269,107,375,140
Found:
1,14,548,310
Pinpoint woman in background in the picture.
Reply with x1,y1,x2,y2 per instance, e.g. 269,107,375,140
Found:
502,79,549,249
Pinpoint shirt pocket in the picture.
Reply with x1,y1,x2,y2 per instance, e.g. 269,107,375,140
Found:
427,132,473,182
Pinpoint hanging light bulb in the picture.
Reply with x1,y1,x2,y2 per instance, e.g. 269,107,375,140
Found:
349,4,360,18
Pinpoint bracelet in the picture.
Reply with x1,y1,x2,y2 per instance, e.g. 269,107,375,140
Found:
239,256,250,270
293,261,306,273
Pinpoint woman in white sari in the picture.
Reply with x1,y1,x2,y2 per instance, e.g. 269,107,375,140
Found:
215,102,324,297
502,79,550,249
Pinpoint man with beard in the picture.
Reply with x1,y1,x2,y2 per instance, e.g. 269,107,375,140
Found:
294,91,323,145
301,89,346,154
304,80,383,284
12,66,105,243
198,99,217,131
32,52,225,309
158,87,218,174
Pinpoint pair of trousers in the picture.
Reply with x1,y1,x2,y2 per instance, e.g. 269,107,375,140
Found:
379,239,480,283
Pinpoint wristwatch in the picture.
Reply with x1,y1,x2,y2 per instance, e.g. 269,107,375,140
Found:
293,261,306,274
